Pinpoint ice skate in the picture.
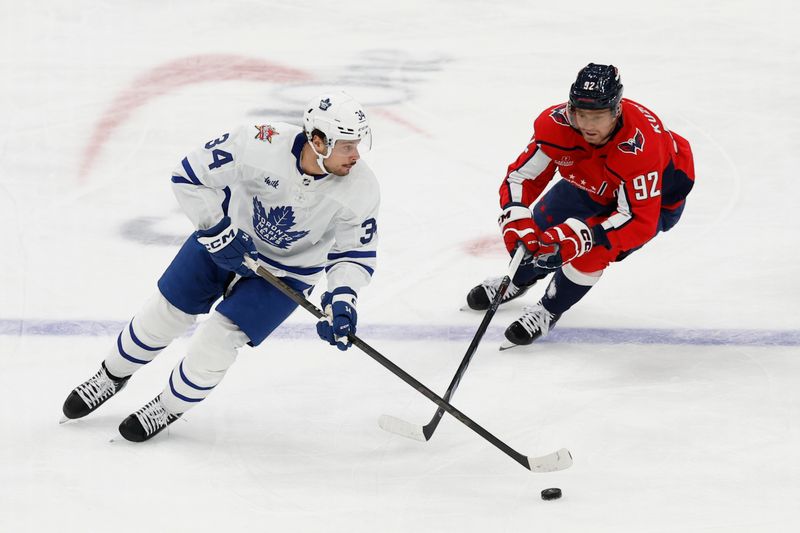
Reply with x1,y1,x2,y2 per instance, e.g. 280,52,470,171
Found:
118,395,181,442
500,302,561,350
61,362,130,421
465,277,531,311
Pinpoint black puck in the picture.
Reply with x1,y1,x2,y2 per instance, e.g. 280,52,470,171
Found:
541,488,562,500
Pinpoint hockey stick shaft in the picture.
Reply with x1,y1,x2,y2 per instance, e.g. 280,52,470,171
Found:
419,245,526,440
243,256,543,471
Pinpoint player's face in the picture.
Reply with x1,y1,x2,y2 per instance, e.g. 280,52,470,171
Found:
572,108,618,145
325,139,361,176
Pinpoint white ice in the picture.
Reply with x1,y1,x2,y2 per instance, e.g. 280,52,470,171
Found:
1,1,799,531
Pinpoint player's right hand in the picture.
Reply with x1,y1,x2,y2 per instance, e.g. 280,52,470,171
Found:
316,288,358,351
499,204,539,255
195,216,258,277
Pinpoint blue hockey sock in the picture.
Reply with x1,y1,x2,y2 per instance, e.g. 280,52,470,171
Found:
540,267,598,316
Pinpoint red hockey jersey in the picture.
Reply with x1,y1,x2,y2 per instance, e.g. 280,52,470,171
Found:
499,98,694,252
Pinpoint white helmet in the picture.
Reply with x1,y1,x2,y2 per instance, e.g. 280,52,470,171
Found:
303,91,372,159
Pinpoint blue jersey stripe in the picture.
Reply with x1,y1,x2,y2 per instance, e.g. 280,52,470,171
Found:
325,260,375,276
171,175,193,185
327,250,377,260
181,158,202,185
221,186,231,216
257,253,325,276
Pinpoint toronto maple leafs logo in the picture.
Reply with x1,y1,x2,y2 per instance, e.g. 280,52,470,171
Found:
549,105,571,127
618,128,645,154
319,98,332,111
252,197,309,249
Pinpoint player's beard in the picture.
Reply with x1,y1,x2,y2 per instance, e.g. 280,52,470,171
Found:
330,162,356,176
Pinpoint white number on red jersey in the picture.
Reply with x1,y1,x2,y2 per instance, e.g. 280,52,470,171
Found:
632,171,660,200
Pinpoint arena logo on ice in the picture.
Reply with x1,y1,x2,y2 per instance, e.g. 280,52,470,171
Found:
115,50,445,248
252,198,309,249
257,49,450,121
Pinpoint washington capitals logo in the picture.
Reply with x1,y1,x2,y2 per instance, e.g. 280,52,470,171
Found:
254,124,279,143
549,105,571,127
618,128,645,154
319,98,332,111
252,198,309,249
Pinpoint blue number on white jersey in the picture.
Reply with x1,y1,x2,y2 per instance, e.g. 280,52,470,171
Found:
205,134,234,170
360,218,377,244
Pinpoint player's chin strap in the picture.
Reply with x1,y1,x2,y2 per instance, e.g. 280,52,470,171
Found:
309,143,332,174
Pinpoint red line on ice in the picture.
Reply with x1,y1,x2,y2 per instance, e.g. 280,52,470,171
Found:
78,54,313,181
371,108,431,137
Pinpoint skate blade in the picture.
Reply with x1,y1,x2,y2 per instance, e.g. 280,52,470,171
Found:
499,340,521,351
58,416,70,424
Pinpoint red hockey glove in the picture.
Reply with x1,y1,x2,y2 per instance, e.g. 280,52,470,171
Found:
535,218,594,269
499,204,538,255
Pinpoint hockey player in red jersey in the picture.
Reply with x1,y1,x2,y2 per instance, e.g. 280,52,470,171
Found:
466,63,695,348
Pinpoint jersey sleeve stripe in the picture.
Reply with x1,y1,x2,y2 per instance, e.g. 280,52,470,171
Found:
171,175,194,185
512,143,539,170
325,261,375,276
221,186,231,216
327,250,377,260
601,184,634,231
181,157,203,185
507,147,552,183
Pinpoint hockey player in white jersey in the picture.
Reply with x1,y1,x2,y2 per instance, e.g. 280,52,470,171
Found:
62,91,379,442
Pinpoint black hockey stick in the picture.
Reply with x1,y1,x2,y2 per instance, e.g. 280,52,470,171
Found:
378,245,526,442
243,256,572,473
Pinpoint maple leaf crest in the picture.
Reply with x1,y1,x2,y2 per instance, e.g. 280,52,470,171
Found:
252,197,310,249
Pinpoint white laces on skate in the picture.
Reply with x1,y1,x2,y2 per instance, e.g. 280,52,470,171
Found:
481,277,524,303
134,397,174,437
517,304,555,337
75,368,115,409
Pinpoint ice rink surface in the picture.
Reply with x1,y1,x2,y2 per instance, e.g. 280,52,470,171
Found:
2,1,799,531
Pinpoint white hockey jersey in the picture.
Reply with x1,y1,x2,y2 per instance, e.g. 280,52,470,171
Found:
170,122,379,296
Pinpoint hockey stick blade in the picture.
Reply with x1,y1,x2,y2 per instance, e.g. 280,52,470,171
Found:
380,245,527,441
528,447,573,473
379,412,572,473
378,414,428,442
244,256,572,473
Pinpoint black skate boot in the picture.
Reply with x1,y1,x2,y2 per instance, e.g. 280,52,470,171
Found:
62,362,131,419
466,277,531,311
118,395,181,442
501,302,561,349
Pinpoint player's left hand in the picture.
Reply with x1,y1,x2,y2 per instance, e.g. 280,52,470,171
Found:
535,218,594,269
316,289,358,351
